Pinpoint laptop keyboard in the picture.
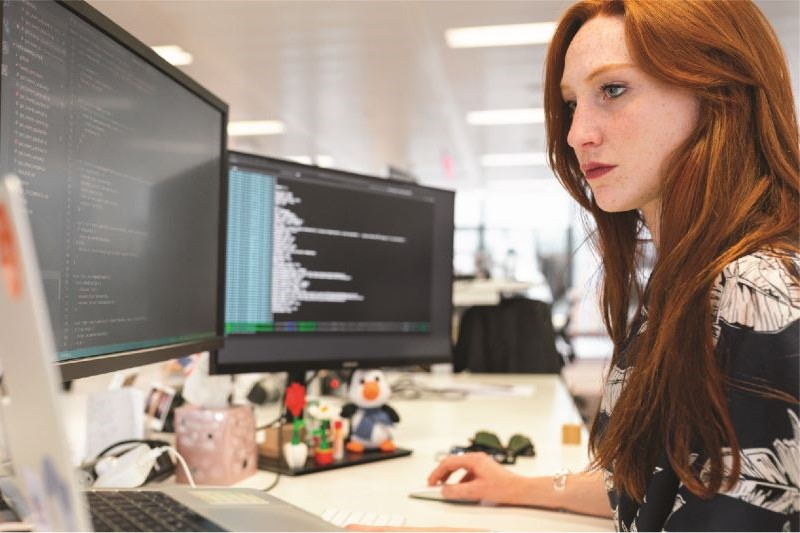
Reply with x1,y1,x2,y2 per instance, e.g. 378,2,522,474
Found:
86,490,224,532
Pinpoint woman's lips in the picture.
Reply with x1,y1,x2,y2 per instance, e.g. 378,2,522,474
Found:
584,165,616,180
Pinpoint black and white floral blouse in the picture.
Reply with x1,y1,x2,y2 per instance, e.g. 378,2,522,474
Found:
597,250,800,531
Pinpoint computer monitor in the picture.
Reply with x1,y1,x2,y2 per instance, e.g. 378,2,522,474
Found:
212,151,454,379
0,0,228,381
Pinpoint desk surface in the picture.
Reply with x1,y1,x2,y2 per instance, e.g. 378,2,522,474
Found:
68,370,612,531
237,373,613,532
453,279,552,307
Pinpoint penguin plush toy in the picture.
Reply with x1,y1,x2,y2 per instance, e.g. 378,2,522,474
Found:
339,369,400,453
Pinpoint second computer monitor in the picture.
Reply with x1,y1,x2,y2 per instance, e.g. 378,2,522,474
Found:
213,151,454,374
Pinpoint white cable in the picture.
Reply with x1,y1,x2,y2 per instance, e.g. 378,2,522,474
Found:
156,446,196,488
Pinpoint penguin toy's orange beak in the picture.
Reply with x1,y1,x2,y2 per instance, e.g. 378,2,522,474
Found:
362,381,380,401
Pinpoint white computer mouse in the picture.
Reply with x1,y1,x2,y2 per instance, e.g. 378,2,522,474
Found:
408,485,481,504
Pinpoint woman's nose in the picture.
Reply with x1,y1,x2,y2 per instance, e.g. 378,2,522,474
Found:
567,103,602,148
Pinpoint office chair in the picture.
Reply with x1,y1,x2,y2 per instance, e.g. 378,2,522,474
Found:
453,297,565,374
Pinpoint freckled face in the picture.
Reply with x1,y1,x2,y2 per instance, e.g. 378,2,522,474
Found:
560,16,699,219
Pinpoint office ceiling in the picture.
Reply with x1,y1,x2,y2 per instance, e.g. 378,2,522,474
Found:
89,0,798,193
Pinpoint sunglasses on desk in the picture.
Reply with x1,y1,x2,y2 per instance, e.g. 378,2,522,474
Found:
445,431,535,465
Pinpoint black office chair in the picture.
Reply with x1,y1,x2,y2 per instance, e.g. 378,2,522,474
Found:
453,297,565,374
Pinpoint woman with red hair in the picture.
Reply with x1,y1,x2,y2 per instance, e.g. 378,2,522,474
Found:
424,1,799,530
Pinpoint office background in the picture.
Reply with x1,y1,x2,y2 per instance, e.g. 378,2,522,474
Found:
2,3,795,529
89,0,799,341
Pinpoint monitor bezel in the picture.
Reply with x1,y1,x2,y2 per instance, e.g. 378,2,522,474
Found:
210,352,454,375
211,151,454,374
1,1,230,381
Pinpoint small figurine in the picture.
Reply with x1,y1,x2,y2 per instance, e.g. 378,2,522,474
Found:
282,417,308,469
307,399,338,465
282,382,308,469
332,419,345,461
340,369,400,453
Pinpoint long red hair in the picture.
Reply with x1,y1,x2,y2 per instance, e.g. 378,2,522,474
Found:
544,0,799,501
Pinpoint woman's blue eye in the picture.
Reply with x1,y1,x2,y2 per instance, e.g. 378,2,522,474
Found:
601,84,627,99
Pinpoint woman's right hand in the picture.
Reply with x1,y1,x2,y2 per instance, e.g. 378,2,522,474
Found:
426,452,528,505
427,453,612,517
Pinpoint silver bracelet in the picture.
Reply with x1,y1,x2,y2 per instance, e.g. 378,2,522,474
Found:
553,468,570,491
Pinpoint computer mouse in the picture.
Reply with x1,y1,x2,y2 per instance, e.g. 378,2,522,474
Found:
408,485,480,504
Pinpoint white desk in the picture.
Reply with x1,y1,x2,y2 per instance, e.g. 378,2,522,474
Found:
236,373,613,532
68,371,612,531
453,279,552,307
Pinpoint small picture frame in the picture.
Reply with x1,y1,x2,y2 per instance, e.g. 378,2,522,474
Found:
144,383,176,432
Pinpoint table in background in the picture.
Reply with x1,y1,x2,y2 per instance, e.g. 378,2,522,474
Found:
452,279,548,307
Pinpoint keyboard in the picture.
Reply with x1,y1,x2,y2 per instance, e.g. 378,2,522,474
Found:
86,490,224,532
321,508,406,528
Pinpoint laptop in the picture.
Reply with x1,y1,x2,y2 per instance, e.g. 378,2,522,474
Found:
0,175,340,531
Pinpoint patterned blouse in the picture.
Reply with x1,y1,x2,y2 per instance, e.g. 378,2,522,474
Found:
597,250,800,531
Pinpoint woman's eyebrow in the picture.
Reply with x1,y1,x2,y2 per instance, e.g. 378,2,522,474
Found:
560,62,636,94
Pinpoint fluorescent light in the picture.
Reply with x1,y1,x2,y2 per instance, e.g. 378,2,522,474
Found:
481,152,548,167
315,155,335,168
286,155,312,165
287,155,335,167
445,22,556,48
467,108,545,125
228,120,285,137
151,45,193,66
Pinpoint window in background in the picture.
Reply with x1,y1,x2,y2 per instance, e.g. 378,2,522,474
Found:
453,183,576,300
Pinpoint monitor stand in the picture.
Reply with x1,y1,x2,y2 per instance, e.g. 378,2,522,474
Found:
258,370,412,476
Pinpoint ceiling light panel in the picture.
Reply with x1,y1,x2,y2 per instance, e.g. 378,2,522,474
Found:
467,108,545,125
445,22,556,48
315,155,335,168
481,152,548,167
286,155,313,165
286,155,335,167
228,121,285,137
151,45,193,66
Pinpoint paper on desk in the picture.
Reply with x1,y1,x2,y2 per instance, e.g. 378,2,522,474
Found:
427,382,535,397
85,388,145,461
